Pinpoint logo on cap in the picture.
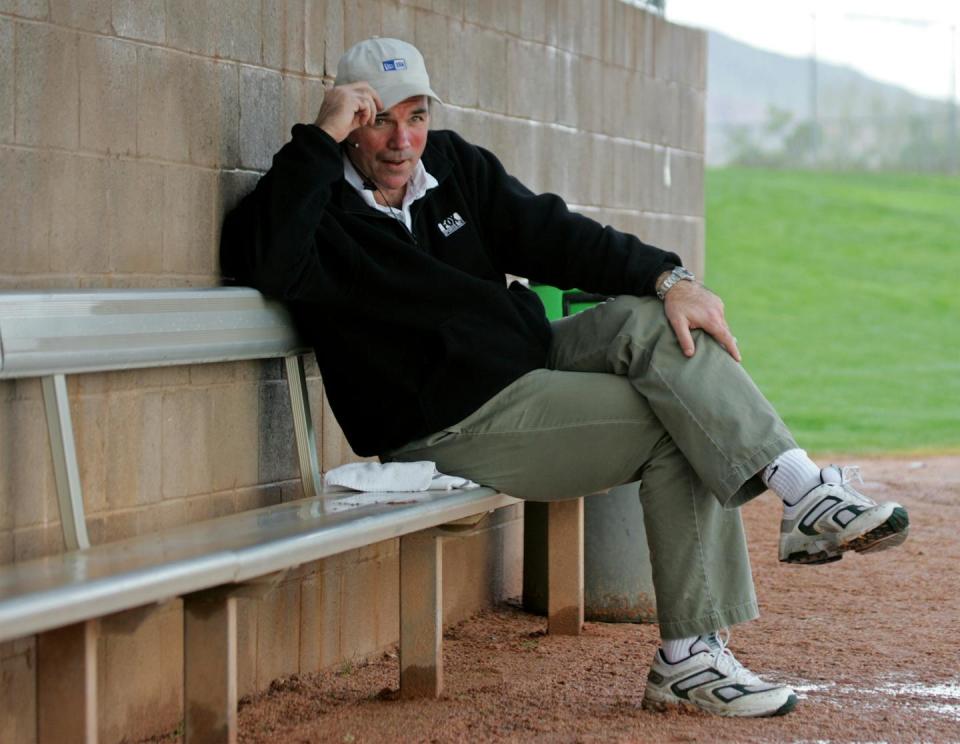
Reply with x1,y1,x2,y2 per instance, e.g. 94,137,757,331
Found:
382,58,408,71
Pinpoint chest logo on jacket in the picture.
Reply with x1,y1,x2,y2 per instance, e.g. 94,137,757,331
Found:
437,212,466,238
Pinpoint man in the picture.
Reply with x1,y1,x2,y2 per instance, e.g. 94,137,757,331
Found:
221,38,909,718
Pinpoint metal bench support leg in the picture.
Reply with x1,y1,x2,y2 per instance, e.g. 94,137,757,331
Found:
37,620,98,744
400,531,443,698
547,498,584,635
41,374,90,550
285,355,322,499
184,593,238,744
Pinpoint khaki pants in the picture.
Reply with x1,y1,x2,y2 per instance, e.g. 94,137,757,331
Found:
385,295,796,638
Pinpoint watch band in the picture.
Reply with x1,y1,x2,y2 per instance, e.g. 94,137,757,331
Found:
656,266,696,300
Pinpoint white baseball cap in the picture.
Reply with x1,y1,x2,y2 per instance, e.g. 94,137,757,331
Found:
336,37,442,112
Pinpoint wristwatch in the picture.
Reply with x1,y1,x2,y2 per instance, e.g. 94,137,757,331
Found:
656,266,696,300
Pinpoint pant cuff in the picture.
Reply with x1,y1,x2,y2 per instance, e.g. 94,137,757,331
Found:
717,434,797,508
657,598,760,640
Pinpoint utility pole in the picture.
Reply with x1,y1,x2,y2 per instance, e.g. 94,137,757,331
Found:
950,24,958,173
809,12,819,167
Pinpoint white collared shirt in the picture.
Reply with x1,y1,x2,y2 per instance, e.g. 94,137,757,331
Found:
342,155,439,232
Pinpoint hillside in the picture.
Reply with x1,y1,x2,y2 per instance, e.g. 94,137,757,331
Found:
706,32,955,167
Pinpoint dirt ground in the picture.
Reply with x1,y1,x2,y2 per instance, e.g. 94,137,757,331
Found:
237,455,960,743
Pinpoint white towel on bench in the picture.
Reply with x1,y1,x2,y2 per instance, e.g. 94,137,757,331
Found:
323,461,479,492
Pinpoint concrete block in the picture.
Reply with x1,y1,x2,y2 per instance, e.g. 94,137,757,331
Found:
136,46,191,162
1,397,58,529
161,387,212,499
602,0,635,69
341,550,379,661
463,0,509,32
577,0,603,59
323,0,345,76
507,39,557,123
0,640,35,744
192,60,241,168
576,55,604,134
320,390,350,471
678,84,705,154
281,74,325,140
254,580,302,688
0,148,45,274
299,569,342,672
209,382,260,491
70,394,108,515
263,0,305,72
555,0,579,53
555,49,578,129
601,63,629,137
78,35,138,155
184,593,237,744
380,1,417,42
413,9,449,102
258,380,297,483
164,0,215,55
12,524,63,561
653,16,705,87
432,0,463,18
37,621,97,744
0,530,12,564
0,20,13,143
46,154,107,275
240,66,283,172
235,483,283,512
161,164,216,275
466,26,506,115
111,0,165,42
214,0,262,64
15,22,79,149
515,0,546,43
50,0,111,31
444,20,475,108
650,78,680,147
105,391,163,509
98,602,183,744
343,0,382,48
108,159,166,274
671,150,704,217
0,0,47,18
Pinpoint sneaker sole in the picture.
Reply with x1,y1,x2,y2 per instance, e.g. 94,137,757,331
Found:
641,692,798,718
781,506,910,565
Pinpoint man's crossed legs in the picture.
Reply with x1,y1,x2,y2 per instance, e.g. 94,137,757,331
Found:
386,295,908,717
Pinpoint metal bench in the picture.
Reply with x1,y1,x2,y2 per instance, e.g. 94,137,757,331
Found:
0,288,585,744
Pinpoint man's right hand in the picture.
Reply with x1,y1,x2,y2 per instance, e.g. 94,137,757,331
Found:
314,82,384,143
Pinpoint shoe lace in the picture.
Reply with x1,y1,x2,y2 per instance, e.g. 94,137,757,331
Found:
832,464,877,506
709,629,763,686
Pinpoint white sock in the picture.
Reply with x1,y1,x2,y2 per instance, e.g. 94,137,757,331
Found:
660,632,720,663
763,448,822,507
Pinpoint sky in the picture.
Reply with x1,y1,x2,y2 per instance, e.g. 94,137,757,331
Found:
665,0,960,102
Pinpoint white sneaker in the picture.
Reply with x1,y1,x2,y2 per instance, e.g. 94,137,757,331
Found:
779,465,909,564
642,631,797,717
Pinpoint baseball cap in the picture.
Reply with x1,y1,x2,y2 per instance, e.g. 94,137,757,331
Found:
336,37,442,112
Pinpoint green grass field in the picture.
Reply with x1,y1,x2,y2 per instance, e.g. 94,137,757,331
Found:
705,168,960,454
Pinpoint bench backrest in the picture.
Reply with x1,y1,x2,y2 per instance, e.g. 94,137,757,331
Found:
0,287,320,552
0,288,306,378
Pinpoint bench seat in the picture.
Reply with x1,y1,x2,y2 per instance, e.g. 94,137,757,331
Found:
0,485,517,643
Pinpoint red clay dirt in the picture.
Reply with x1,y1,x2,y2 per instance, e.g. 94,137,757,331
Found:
234,455,960,743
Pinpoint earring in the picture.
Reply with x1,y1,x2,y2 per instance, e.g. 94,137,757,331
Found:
349,141,359,149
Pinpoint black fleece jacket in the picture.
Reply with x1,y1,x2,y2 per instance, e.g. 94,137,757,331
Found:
220,124,682,456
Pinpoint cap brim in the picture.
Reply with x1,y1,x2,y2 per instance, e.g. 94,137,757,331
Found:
377,83,443,113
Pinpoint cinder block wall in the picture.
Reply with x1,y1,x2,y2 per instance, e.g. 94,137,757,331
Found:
0,1,705,741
